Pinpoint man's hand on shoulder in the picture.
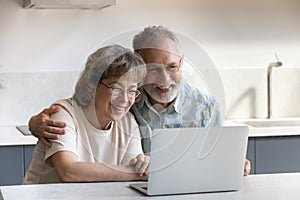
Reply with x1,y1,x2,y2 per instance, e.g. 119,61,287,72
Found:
29,105,66,147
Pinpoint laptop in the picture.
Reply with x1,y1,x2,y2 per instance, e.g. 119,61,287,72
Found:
130,126,249,196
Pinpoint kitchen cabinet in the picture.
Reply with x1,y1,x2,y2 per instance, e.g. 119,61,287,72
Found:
1,136,300,185
0,145,35,186
0,146,24,185
24,145,35,173
255,136,300,174
246,138,255,174
245,136,300,174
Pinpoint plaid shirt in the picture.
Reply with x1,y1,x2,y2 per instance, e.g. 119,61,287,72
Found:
130,81,223,153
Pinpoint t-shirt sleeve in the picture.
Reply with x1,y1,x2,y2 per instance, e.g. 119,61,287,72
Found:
44,107,78,161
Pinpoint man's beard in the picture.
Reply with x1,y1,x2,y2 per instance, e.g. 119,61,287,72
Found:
144,81,181,104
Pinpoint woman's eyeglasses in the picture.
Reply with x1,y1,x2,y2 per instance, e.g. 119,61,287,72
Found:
100,82,141,99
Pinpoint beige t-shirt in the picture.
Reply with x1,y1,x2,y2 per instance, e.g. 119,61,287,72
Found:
23,99,143,184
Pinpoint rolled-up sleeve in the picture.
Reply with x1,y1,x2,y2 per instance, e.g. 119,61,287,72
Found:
45,108,78,161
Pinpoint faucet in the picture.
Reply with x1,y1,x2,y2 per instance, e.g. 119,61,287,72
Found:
267,58,282,119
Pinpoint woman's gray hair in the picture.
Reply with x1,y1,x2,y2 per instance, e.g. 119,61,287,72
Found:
73,45,146,107
133,25,181,53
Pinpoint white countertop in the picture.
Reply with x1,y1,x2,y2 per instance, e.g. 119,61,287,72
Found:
0,126,37,146
1,120,300,146
226,118,300,137
1,173,300,200
247,127,300,137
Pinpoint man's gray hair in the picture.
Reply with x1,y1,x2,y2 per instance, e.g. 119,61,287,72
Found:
73,45,146,107
133,25,181,53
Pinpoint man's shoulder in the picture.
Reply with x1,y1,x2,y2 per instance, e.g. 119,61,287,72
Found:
178,82,216,104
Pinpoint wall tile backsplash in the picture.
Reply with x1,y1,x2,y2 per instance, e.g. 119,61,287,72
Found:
0,68,299,126
273,68,300,118
0,72,78,126
218,68,267,119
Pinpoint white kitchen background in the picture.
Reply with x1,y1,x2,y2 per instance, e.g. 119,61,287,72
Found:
0,0,299,126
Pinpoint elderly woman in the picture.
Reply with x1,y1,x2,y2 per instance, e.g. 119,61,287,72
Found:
24,45,149,184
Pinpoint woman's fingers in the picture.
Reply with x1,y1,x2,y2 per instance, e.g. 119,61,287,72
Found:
133,154,150,175
129,154,150,176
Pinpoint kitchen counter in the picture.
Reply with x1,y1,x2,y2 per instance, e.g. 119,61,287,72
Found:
1,173,300,200
1,120,300,147
1,119,300,146
225,118,300,137
0,126,37,146
246,127,300,137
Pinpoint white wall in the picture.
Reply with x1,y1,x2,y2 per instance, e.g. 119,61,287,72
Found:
0,0,299,125
0,0,300,72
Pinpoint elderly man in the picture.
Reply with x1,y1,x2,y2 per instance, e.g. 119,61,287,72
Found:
29,26,251,175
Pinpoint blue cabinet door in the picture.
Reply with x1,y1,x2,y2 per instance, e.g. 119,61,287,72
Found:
246,138,255,174
24,145,35,174
256,136,300,174
0,146,24,186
